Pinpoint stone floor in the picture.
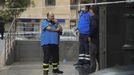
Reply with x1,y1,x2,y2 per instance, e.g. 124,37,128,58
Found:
0,62,79,75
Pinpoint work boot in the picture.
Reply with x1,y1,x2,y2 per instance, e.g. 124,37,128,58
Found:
53,69,63,74
43,71,48,75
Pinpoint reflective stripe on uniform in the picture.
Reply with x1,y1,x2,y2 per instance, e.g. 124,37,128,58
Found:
43,63,49,70
53,67,58,70
79,54,85,56
52,63,58,65
79,54,91,57
43,68,49,71
85,58,90,61
79,57,90,60
43,63,49,66
85,54,90,57
79,57,85,59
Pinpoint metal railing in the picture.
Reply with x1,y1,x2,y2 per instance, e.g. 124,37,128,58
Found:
4,18,16,65
15,24,40,40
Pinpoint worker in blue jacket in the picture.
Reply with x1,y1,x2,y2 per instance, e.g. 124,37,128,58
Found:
40,12,63,75
74,5,91,65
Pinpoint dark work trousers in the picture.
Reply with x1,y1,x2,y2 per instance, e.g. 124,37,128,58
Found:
90,35,99,73
49,46,60,65
89,41,97,73
42,44,59,72
92,36,99,62
78,34,90,64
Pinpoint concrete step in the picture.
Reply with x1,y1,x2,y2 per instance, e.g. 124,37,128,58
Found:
15,40,79,62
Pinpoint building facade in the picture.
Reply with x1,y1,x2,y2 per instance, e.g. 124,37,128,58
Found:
17,0,94,31
19,0,72,29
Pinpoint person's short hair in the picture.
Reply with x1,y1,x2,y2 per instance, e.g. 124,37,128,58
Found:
47,12,49,18
81,1,90,10
47,12,54,18
90,6,99,14
89,6,95,12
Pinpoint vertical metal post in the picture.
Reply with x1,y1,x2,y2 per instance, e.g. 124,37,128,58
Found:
76,0,80,24
99,5,107,69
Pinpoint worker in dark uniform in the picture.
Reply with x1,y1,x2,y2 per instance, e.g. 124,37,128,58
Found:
89,6,99,73
0,17,5,40
40,12,63,75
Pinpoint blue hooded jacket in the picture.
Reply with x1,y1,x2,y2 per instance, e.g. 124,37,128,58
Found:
40,19,59,46
77,11,90,35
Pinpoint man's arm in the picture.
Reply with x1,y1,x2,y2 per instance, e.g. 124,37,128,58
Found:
57,24,63,32
41,21,59,32
57,24,63,35
90,16,97,37
45,23,62,32
52,19,62,32
42,19,62,32
46,25,60,32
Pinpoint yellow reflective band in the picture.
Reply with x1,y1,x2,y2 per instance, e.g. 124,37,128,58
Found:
43,64,49,66
53,67,58,70
43,68,49,71
52,63,58,65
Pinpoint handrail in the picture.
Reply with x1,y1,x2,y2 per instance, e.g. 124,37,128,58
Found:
4,18,16,65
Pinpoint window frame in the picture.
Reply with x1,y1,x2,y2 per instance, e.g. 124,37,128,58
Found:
45,0,56,6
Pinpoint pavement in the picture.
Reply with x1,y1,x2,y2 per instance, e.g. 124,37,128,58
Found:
0,62,79,75
90,65,134,75
0,34,81,75
0,39,5,55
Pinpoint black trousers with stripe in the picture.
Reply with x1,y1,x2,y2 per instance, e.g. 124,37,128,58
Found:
42,44,59,71
78,34,90,64
42,44,59,64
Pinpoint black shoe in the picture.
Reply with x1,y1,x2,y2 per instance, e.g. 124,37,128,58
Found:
73,62,83,66
53,69,63,74
43,71,48,75
1,37,3,40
